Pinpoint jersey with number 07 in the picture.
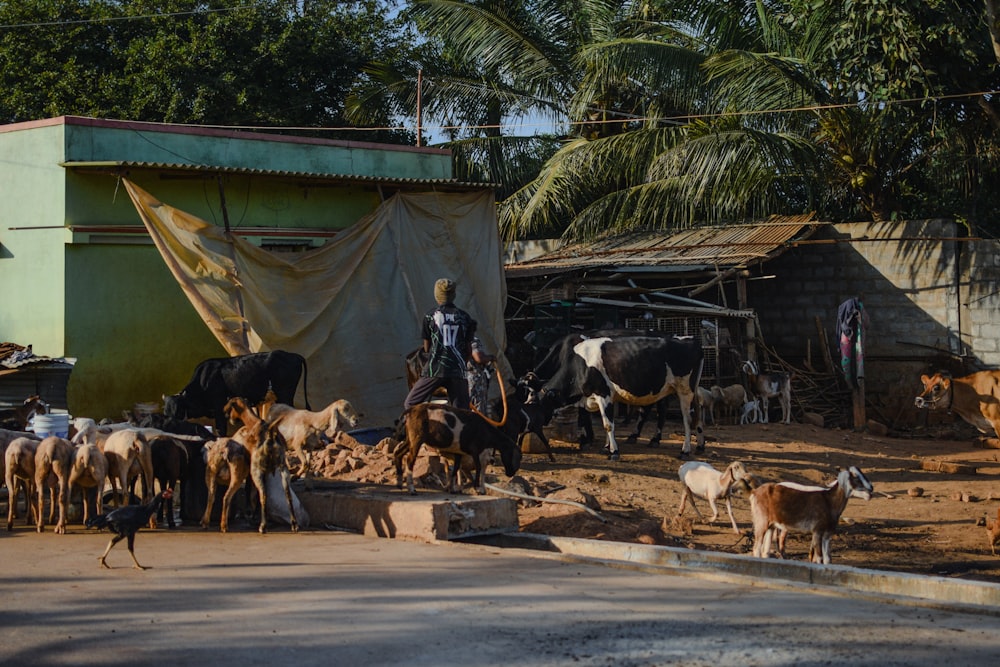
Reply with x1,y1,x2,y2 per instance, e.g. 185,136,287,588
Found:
421,304,477,379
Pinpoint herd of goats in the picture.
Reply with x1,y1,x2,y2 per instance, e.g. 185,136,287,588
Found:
5,340,1000,570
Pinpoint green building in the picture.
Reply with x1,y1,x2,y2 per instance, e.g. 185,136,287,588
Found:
0,116,505,426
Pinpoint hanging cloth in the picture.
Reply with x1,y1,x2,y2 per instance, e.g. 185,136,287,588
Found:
837,297,868,387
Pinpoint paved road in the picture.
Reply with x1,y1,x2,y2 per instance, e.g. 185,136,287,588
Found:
1,525,997,666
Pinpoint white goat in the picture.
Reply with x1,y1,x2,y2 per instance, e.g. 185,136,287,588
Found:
742,360,793,424
740,398,763,424
266,399,361,477
69,443,108,525
102,429,155,507
34,436,76,534
677,460,749,533
750,466,873,564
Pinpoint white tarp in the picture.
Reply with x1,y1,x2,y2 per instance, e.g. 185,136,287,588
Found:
124,179,508,427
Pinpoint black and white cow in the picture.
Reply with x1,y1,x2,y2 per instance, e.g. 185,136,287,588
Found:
533,333,705,460
163,350,310,436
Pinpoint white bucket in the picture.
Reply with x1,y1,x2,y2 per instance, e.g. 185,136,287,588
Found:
32,412,71,438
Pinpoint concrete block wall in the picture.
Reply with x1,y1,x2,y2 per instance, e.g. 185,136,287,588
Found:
746,219,998,429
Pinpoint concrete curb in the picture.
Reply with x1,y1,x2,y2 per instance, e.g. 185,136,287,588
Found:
476,532,1000,616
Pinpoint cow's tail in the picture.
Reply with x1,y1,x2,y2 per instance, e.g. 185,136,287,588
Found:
300,355,311,410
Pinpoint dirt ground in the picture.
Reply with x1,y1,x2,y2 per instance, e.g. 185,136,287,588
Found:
315,413,1000,585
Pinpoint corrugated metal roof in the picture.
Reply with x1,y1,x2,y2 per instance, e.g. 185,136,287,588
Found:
60,160,497,190
506,214,819,277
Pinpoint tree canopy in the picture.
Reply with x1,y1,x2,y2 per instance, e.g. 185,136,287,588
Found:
0,0,415,143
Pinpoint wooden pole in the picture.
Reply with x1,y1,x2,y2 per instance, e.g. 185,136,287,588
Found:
416,68,423,147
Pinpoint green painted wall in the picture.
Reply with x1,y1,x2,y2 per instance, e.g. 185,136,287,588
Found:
1,117,455,420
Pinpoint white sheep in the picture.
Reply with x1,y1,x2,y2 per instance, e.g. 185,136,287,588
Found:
750,466,874,564
676,460,749,533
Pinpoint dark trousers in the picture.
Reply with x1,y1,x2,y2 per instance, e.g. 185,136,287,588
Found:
404,375,470,410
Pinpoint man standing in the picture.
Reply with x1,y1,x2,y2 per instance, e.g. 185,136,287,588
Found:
404,278,478,410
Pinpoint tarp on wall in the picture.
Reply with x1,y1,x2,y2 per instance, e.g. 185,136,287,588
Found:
124,179,508,428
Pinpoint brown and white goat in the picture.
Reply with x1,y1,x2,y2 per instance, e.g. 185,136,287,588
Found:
200,437,251,533
677,460,749,533
750,466,873,564
223,397,299,533
741,360,793,424
266,398,362,477
5,436,39,530
34,436,76,534
69,443,108,525
394,403,522,495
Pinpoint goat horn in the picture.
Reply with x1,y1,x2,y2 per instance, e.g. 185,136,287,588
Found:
473,365,508,428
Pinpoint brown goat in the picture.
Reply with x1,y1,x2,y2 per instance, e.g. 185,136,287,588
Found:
223,397,299,533
200,437,251,533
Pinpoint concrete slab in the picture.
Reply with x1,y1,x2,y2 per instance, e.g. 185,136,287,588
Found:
299,482,518,541
480,532,1000,615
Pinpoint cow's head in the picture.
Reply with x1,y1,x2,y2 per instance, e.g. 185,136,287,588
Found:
163,393,187,420
914,372,952,411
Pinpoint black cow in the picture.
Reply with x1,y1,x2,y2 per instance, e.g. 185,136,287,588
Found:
533,333,705,460
163,350,310,436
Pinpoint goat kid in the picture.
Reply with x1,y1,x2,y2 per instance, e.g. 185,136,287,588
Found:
677,460,749,533
394,403,522,495
750,466,873,564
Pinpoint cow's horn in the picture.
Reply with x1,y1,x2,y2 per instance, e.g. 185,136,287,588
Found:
473,365,508,428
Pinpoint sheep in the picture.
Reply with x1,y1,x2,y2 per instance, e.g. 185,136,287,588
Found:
102,429,155,508
711,384,749,425
742,359,793,424
394,402,522,495
676,460,749,533
200,437,251,533
33,436,76,534
68,443,108,525
697,386,716,426
265,398,362,477
750,466,874,564
5,436,39,530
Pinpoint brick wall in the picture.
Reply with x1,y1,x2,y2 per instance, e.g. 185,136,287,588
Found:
746,219,998,430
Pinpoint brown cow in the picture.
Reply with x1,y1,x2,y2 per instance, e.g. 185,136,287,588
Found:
914,371,1000,439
